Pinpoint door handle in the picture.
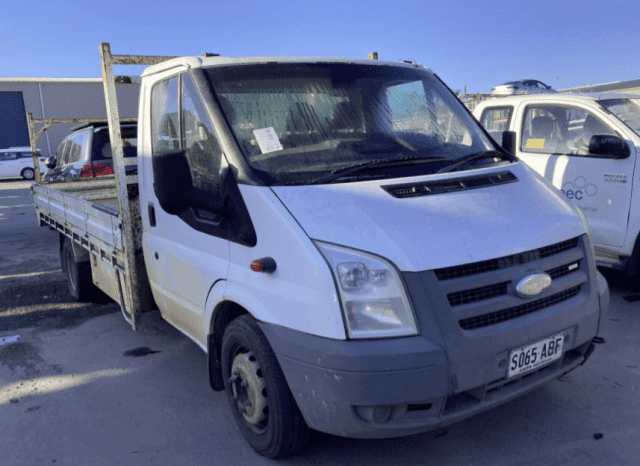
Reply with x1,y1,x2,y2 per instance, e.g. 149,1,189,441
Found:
148,203,156,227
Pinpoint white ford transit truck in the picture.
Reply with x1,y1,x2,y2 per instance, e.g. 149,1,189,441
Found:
474,92,640,274
30,44,609,458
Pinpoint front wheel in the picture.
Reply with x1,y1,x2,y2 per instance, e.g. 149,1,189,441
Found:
221,315,309,458
21,167,35,180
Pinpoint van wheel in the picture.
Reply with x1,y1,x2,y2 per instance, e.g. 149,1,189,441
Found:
61,238,98,302
21,167,35,180
221,315,309,458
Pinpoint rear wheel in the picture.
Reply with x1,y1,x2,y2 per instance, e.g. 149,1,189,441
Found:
21,167,35,180
60,238,99,302
221,315,309,458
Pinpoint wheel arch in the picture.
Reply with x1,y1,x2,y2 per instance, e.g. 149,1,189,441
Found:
211,300,250,356
207,299,250,391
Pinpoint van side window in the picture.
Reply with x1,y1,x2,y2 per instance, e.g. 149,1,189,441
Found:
152,74,222,194
521,105,615,156
480,106,513,146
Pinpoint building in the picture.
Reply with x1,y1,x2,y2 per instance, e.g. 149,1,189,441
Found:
561,78,640,95
0,77,139,157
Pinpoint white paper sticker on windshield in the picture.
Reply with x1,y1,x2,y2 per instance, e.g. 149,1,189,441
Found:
253,127,283,154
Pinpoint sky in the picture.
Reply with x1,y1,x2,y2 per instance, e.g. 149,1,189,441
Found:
1,0,639,94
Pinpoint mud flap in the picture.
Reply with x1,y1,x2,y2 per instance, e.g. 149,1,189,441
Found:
208,334,225,391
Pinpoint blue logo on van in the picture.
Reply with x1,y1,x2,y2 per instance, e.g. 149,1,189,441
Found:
562,177,597,201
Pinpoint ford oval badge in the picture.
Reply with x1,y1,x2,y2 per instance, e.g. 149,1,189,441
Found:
516,273,552,298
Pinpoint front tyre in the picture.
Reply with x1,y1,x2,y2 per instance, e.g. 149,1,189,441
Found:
221,315,309,458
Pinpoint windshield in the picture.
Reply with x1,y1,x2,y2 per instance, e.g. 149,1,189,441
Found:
600,98,640,137
205,63,494,184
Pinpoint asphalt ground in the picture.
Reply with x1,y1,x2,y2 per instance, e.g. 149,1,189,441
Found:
1,177,639,465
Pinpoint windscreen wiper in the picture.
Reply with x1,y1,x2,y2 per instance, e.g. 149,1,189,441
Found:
308,155,447,185
436,150,516,174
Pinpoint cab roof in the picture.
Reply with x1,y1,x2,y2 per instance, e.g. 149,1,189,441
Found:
140,55,432,77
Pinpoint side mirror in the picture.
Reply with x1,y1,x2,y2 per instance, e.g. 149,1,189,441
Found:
152,150,226,215
45,156,56,169
588,135,630,159
501,130,517,156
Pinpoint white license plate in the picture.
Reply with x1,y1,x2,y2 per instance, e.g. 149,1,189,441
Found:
508,333,565,378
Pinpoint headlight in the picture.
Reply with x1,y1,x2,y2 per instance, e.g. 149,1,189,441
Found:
314,240,418,339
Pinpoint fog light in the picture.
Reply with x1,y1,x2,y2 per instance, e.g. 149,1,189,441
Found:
354,405,393,424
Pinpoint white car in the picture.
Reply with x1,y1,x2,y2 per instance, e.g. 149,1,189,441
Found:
491,80,557,95
0,147,47,180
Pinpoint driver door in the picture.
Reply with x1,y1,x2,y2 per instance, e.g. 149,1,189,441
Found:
145,72,229,346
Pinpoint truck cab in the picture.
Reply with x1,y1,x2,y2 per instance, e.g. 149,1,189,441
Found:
135,56,607,456
474,93,640,273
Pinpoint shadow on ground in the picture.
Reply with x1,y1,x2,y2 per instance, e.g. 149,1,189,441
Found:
0,272,118,332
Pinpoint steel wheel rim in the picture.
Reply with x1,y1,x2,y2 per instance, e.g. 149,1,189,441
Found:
229,350,268,433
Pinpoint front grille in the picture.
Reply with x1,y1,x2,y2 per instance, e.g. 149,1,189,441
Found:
458,285,581,330
446,261,582,307
435,238,578,281
447,281,510,307
547,262,580,280
539,238,578,258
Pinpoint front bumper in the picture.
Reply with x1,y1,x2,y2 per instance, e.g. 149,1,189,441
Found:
259,322,596,439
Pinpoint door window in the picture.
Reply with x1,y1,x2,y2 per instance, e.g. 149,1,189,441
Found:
152,77,180,152
521,105,615,156
479,106,513,146
181,74,222,194
152,74,222,194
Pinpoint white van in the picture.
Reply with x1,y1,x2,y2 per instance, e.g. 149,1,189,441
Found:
0,146,46,180
474,92,640,274
33,46,610,458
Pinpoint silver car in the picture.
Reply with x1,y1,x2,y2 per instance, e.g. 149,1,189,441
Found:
43,123,137,182
491,80,557,95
